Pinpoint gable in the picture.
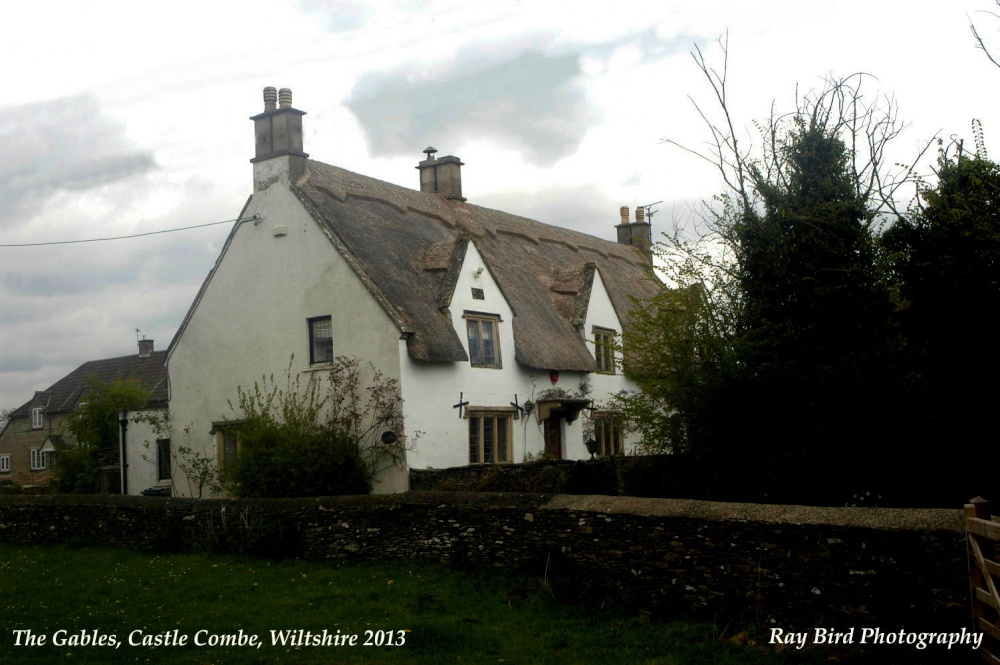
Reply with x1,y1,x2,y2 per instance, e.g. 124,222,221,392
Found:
294,160,662,371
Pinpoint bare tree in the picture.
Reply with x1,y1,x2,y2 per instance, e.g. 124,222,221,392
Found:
972,1,1000,69
663,34,928,229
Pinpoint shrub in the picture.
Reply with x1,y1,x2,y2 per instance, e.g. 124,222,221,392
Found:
224,356,410,498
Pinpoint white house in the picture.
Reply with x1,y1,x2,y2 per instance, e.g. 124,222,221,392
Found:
165,87,662,495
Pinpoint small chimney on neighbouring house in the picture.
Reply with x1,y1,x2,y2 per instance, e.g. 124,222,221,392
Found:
138,338,154,358
416,148,466,202
615,204,653,263
250,86,309,168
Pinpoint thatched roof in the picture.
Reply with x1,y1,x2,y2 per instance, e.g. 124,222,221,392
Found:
295,160,662,371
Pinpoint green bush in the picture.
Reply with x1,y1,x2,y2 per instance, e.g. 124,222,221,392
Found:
50,444,101,494
223,356,409,498
230,424,370,498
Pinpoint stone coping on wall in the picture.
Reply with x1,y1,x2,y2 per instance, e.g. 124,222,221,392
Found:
541,494,965,531
0,491,964,532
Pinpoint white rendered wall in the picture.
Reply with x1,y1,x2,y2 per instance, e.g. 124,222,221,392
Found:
580,269,640,453
121,407,169,495
167,157,406,496
400,244,639,469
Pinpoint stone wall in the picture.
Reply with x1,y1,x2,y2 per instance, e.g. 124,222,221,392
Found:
0,492,967,630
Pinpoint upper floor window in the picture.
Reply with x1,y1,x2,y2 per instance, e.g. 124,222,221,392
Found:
31,408,43,430
0,454,9,473
465,313,501,368
308,316,333,365
593,327,617,374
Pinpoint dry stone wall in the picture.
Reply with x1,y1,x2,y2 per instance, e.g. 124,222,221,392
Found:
0,492,967,630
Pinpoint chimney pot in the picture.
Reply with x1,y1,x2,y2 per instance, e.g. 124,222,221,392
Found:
615,204,652,263
263,86,277,112
250,87,308,167
416,150,466,201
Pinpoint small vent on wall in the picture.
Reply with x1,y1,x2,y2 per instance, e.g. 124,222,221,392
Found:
273,225,288,237
471,288,485,300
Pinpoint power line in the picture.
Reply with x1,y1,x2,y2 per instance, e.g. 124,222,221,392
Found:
0,215,257,248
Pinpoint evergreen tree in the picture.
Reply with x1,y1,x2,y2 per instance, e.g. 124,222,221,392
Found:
883,141,1000,502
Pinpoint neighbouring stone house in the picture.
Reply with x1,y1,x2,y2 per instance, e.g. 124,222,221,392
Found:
0,340,169,494
165,86,662,495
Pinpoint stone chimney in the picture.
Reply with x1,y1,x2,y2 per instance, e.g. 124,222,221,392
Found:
416,147,466,202
250,87,309,184
615,205,652,263
138,338,154,358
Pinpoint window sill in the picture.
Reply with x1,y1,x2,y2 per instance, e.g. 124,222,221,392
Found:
301,363,334,373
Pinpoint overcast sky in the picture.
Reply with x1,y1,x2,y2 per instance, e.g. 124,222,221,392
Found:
1,0,997,411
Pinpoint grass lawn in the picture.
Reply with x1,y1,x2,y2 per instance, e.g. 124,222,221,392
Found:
0,542,946,664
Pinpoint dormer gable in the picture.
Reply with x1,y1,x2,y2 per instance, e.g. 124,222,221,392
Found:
582,268,625,374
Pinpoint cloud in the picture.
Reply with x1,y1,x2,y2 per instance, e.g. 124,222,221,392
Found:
0,95,155,227
297,0,373,32
347,50,592,166
0,354,43,374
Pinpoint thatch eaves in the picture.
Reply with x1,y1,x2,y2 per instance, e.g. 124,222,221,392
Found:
293,159,662,370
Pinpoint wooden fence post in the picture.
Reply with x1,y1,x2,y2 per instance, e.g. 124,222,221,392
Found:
966,496,1000,662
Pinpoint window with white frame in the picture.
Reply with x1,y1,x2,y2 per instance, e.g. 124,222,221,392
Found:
593,327,617,374
31,407,43,430
0,455,9,473
308,316,333,365
593,412,624,457
30,448,46,470
156,439,172,481
468,411,512,464
465,313,502,368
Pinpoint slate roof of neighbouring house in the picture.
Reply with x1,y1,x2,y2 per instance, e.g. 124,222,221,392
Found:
292,159,663,371
8,351,168,419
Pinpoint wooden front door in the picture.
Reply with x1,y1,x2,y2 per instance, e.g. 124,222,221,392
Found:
544,415,563,460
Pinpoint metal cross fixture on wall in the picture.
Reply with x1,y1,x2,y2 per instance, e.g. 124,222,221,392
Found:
510,394,525,420
452,392,469,418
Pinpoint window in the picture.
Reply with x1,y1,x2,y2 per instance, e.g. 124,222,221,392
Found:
465,313,501,368
156,439,172,481
30,448,47,470
31,407,43,430
593,413,624,457
308,316,333,365
215,428,242,479
468,411,512,464
0,455,9,473
593,327,617,374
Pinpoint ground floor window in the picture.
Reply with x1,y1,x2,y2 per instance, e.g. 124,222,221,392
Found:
0,454,9,473
593,413,624,457
30,448,47,470
468,411,512,464
214,426,242,478
156,439,171,481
